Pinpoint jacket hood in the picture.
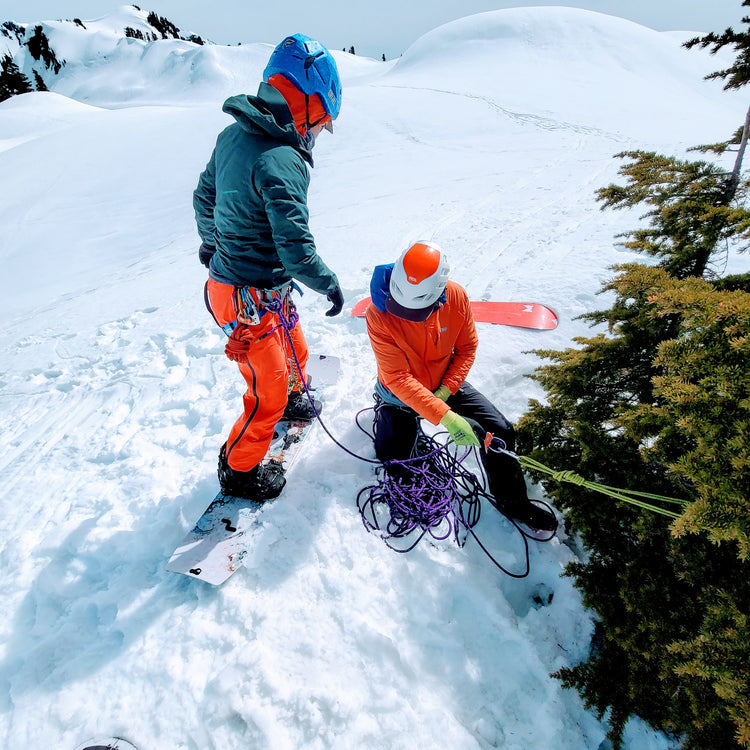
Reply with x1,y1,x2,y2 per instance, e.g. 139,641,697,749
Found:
222,82,314,166
370,263,394,313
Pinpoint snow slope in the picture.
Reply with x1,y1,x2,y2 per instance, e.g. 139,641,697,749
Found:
0,6,747,750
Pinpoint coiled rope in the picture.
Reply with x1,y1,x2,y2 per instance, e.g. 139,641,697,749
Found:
354,420,556,577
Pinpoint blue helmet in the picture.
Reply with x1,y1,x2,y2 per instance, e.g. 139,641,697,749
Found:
263,33,342,120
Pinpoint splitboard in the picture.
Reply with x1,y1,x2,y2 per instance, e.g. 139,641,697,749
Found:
167,354,340,585
350,297,558,330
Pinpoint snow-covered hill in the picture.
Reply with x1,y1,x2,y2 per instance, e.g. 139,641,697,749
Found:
1,5,262,105
0,6,747,750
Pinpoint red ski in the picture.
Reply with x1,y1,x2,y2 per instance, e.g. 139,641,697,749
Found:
350,297,558,330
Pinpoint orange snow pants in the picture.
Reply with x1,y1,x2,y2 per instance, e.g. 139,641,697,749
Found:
204,278,309,472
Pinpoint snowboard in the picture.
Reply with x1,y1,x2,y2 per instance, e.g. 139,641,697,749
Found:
350,297,558,330
166,354,340,585
74,739,138,750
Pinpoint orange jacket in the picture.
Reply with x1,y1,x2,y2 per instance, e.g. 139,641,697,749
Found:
365,280,478,425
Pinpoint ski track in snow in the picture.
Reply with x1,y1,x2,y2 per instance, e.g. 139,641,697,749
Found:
378,83,627,141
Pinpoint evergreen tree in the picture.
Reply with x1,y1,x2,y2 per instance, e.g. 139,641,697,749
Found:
684,0,750,89
32,69,47,92
0,54,33,102
125,27,145,41
516,3,750,747
1,21,25,45
146,12,181,40
25,25,64,75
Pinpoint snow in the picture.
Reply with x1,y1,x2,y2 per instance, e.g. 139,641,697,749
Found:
1,6,747,749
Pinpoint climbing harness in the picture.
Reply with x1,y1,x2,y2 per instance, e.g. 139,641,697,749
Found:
236,283,295,326
216,282,298,336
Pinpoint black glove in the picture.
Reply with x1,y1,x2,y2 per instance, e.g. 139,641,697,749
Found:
198,242,215,268
325,285,344,317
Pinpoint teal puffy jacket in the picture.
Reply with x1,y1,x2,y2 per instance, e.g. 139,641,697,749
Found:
193,82,339,296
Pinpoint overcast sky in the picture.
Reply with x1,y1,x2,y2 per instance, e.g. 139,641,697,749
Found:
2,1,747,59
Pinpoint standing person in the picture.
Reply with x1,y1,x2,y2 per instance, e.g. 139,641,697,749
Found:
365,241,557,531
193,33,345,501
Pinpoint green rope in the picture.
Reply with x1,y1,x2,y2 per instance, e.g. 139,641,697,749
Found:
518,455,689,520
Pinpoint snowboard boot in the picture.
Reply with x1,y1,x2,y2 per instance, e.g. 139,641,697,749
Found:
218,445,286,501
283,390,321,421
497,498,558,532
484,445,557,531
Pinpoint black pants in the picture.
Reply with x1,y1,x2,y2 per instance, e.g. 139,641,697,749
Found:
373,382,529,508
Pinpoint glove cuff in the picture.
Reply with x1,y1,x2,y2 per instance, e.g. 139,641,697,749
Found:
439,410,457,427
434,385,452,402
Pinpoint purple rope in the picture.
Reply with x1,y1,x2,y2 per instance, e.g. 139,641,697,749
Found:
356,437,483,554
356,427,558,578
263,295,299,335
265,296,380,465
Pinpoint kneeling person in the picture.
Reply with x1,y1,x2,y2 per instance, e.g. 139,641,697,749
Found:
364,241,556,532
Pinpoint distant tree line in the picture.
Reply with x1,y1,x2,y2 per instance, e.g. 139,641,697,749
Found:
0,54,33,101
146,11,180,39
343,46,388,61
26,25,64,74
124,10,203,44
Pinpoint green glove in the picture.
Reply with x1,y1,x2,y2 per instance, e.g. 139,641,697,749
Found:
439,410,480,447
433,384,451,402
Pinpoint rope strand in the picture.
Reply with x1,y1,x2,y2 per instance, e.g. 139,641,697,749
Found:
515,454,689,519
265,296,380,465
356,427,553,577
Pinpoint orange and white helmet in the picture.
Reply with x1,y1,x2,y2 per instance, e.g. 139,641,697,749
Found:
387,241,450,321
